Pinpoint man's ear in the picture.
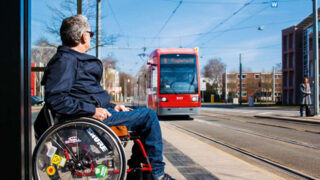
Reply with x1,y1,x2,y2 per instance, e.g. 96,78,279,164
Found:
81,34,88,44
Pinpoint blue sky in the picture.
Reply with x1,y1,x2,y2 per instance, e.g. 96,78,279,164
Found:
31,0,313,75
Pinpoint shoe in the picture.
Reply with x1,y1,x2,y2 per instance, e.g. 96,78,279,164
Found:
154,173,176,180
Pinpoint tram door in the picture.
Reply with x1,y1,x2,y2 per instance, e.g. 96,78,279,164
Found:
147,62,158,113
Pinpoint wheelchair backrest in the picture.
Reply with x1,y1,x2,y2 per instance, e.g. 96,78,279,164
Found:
33,104,56,140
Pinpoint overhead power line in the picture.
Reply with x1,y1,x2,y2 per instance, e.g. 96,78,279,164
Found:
106,0,129,46
106,0,123,33
149,0,183,46
113,18,298,41
198,5,269,46
158,0,309,5
188,0,256,47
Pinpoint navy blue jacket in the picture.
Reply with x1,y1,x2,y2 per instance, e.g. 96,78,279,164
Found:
41,46,115,116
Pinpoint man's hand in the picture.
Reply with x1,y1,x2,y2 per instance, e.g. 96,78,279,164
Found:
93,108,112,121
114,104,133,112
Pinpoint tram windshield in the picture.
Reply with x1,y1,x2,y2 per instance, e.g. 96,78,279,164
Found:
159,54,198,94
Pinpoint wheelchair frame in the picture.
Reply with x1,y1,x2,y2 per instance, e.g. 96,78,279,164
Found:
32,105,153,180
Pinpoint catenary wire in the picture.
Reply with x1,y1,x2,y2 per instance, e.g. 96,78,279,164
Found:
187,0,256,47
198,5,269,47
148,0,183,47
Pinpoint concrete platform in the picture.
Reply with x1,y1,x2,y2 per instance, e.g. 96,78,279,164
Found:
255,113,320,124
160,122,284,180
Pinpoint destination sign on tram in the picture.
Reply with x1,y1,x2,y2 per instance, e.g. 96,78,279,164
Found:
160,57,195,64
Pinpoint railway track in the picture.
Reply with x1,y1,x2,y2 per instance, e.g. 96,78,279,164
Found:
168,122,319,180
193,118,320,151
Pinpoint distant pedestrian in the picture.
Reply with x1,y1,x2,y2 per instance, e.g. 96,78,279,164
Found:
299,77,312,117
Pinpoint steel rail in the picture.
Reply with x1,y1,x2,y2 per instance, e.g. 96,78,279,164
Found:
193,118,320,151
168,123,318,180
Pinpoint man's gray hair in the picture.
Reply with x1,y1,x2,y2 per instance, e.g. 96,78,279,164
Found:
60,15,90,46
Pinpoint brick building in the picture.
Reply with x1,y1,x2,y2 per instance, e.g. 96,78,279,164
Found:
282,9,320,105
222,72,282,102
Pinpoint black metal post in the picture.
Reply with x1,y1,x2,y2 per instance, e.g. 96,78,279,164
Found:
0,0,31,179
77,0,82,14
313,0,319,115
239,53,242,105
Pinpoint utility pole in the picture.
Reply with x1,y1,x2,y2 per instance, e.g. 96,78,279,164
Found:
239,53,242,105
96,0,104,89
272,66,275,103
77,0,82,14
96,0,101,59
225,68,228,103
313,0,319,115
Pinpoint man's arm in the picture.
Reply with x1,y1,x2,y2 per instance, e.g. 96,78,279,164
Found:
44,56,96,116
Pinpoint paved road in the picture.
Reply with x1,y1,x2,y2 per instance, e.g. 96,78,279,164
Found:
160,107,320,179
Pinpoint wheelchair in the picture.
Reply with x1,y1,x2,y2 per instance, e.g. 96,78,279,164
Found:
33,105,153,180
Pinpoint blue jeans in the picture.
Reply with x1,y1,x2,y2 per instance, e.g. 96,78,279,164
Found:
103,108,165,177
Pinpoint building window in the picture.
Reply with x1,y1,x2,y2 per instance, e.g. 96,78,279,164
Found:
283,54,287,69
292,73,295,88
289,34,293,49
289,71,293,87
289,53,293,68
237,74,247,79
239,83,246,88
254,74,260,79
237,92,247,97
283,72,287,87
242,92,247,97
275,74,281,79
283,35,288,51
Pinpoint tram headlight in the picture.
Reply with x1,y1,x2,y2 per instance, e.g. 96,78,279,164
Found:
159,97,168,102
191,96,199,102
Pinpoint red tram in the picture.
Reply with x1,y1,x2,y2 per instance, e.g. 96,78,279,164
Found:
146,48,201,115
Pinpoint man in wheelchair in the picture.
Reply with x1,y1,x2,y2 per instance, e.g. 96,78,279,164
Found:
37,14,175,180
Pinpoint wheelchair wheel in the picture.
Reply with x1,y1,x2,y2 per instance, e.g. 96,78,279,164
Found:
33,117,126,180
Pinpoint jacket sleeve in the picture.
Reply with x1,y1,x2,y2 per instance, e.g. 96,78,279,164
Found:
300,84,307,95
107,102,116,109
44,56,96,116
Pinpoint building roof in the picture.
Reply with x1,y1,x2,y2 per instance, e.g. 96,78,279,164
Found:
297,8,320,29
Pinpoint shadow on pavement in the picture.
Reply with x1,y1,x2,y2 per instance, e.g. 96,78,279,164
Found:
202,104,298,111
158,115,194,121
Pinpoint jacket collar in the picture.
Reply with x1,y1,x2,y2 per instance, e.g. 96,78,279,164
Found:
58,46,99,61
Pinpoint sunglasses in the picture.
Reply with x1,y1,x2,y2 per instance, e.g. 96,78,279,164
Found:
86,31,94,37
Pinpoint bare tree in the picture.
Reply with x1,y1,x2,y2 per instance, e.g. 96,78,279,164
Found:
227,74,237,98
275,63,282,72
261,73,273,101
246,77,259,99
102,55,117,69
119,72,133,97
101,55,118,91
203,58,226,94
133,65,147,103
243,66,252,73
31,37,57,97
31,37,57,64
45,0,118,47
